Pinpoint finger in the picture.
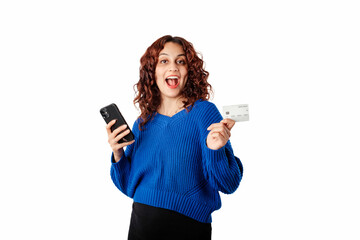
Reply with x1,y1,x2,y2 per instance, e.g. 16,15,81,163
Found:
114,129,131,143
123,139,135,147
221,119,235,131
112,139,135,152
106,120,117,135
207,120,234,131
108,125,128,145
118,139,135,148
110,124,128,138
210,125,231,139
210,132,227,142
207,122,225,131
209,127,230,140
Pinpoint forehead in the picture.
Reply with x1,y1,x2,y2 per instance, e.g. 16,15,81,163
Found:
159,42,185,56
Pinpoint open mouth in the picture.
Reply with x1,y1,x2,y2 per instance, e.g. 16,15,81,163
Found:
165,76,180,89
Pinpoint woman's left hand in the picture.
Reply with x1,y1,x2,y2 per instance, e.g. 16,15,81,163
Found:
206,118,235,150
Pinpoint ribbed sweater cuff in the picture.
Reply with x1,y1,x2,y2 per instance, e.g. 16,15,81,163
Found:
111,152,116,164
203,139,241,194
111,152,126,165
203,139,227,160
110,152,132,196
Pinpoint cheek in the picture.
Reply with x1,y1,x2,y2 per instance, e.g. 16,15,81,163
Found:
155,66,164,80
182,70,189,82
181,67,188,77
181,76,188,88
155,76,162,88
154,70,160,83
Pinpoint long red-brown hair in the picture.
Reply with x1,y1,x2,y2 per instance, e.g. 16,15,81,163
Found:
133,35,213,130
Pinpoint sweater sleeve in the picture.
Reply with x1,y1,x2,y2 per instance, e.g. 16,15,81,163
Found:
199,102,243,194
110,119,138,196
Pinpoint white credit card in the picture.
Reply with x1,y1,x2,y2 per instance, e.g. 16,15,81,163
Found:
222,104,249,122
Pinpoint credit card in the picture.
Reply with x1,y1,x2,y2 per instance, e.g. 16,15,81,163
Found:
222,104,249,122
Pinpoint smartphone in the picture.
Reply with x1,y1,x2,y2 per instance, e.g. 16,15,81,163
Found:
100,103,134,143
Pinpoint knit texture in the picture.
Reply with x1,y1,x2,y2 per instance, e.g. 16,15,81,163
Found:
110,100,243,223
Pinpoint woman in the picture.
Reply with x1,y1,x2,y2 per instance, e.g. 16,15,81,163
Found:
106,35,243,240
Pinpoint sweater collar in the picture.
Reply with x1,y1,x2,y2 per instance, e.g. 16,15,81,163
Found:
153,99,202,123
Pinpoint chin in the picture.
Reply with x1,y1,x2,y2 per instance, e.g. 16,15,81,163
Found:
164,93,182,99
161,89,182,98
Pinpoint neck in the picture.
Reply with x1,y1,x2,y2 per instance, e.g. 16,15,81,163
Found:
157,97,186,117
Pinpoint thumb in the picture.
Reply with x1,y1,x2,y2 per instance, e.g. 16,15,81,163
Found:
221,118,235,130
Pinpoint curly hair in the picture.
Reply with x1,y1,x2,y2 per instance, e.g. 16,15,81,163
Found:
133,35,213,130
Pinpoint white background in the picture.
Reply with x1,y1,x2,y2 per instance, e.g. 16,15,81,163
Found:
1,0,359,239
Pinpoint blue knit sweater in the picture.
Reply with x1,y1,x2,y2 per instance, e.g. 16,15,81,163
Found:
110,100,243,223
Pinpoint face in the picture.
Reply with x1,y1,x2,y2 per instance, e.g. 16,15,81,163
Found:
155,42,188,102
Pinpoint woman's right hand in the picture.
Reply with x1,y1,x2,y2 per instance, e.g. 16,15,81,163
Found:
106,120,135,163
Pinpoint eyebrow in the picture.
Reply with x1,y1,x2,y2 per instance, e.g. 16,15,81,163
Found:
159,53,186,57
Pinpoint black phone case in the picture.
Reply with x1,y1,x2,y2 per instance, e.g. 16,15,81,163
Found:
100,103,135,143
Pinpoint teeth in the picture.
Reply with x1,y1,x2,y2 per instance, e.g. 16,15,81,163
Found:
166,76,179,80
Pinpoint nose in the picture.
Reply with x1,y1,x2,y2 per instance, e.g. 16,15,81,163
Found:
168,62,179,72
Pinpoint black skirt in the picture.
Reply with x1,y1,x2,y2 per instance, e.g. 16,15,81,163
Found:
128,202,212,240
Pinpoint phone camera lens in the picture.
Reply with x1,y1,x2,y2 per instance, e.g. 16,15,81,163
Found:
100,108,110,118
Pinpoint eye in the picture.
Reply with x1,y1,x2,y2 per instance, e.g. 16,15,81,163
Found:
177,59,186,65
159,59,168,64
